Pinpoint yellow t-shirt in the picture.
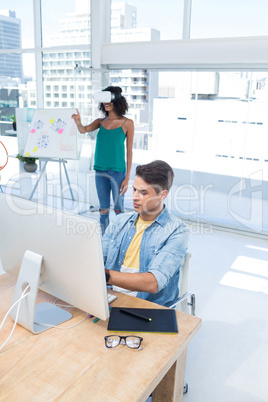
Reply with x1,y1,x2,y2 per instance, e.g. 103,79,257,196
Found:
123,217,154,270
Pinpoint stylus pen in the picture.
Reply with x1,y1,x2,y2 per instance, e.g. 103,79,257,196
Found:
120,309,152,322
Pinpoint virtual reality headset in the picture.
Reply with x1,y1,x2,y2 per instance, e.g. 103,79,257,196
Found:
94,91,122,103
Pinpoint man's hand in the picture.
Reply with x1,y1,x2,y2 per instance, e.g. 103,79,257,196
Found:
105,269,158,294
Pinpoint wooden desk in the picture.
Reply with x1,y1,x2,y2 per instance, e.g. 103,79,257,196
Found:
0,274,201,401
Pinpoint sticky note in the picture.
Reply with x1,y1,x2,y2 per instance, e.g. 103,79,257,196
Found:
50,118,55,124
25,152,30,157
33,147,38,152
30,129,36,133
58,129,64,134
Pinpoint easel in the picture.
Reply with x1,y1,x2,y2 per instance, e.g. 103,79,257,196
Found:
29,157,75,209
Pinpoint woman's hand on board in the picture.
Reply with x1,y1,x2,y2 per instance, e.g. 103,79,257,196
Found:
71,108,82,126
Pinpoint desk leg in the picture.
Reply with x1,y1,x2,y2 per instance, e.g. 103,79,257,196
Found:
152,347,187,402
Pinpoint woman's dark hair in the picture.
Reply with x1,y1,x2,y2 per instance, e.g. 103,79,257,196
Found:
136,160,174,193
98,86,129,117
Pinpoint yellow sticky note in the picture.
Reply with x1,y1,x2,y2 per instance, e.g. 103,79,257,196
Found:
33,147,38,152
25,152,30,157
50,118,55,124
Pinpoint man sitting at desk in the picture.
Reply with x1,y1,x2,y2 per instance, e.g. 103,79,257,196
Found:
103,160,189,307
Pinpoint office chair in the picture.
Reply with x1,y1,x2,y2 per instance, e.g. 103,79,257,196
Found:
169,252,195,394
169,252,195,315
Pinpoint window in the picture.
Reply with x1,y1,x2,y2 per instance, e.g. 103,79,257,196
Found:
0,53,36,135
41,0,90,47
1,0,268,235
111,0,184,42
121,69,268,233
191,0,268,38
0,1,34,47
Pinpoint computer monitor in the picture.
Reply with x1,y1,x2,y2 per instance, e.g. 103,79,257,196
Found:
0,193,109,334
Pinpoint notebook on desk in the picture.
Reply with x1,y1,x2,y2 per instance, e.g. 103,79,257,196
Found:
107,307,178,333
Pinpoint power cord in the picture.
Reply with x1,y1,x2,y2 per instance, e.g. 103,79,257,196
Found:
0,291,88,346
0,285,30,350
34,299,88,330
34,314,88,330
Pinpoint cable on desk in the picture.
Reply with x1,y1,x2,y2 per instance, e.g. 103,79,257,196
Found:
34,298,89,329
33,314,89,330
0,284,30,350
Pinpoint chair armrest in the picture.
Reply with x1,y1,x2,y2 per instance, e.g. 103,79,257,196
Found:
169,292,196,316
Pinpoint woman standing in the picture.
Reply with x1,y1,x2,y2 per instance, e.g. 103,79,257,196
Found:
72,86,134,234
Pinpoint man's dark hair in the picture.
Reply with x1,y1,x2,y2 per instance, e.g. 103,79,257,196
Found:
136,160,174,193
99,86,129,117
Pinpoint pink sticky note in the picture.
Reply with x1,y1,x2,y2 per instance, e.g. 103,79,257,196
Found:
30,129,36,133
58,129,64,134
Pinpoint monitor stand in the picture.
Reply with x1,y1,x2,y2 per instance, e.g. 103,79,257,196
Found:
9,250,72,334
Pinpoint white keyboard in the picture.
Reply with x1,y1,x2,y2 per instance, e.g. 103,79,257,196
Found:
107,293,117,304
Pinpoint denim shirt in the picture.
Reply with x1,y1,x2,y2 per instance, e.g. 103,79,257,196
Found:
102,207,189,306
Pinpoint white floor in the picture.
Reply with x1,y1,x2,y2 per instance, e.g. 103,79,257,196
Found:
1,192,268,401
184,225,268,402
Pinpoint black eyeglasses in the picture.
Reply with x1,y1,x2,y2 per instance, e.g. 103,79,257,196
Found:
104,335,143,349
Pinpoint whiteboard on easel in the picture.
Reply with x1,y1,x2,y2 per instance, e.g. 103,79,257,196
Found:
23,108,78,160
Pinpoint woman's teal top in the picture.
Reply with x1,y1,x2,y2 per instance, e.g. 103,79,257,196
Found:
93,121,127,172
